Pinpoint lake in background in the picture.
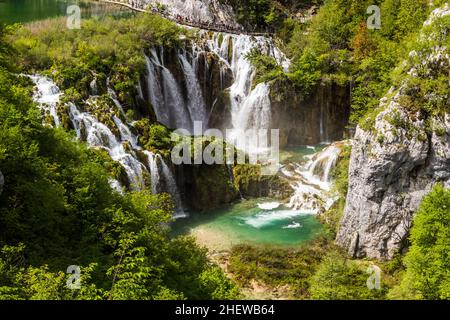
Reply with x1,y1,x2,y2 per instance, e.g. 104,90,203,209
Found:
0,0,132,24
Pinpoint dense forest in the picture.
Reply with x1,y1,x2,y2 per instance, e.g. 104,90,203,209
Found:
0,0,449,300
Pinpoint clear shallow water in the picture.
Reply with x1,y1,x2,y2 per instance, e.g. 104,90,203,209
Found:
0,0,131,24
280,144,328,164
171,146,329,250
171,199,323,250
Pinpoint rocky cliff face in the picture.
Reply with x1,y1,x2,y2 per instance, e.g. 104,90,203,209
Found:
337,101,450,260
336,8,450,260
271,81,350,147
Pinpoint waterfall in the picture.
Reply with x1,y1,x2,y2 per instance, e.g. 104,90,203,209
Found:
107,83,127,118
113,115,139,149
308,145,341,183
178,51,207,126
144,150,161,194
203,33,289,155
285,144,342,213
30,75,61,127
144,54,169,125
31,74,188,217
68,103,145,190
145,151,187,218
235,82,271,131
145,49,193,131
144,33,289,138
160,157,187,219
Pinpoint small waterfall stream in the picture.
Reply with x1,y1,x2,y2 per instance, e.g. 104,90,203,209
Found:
31,75,61,127
178,51,207,125
284,144,342,213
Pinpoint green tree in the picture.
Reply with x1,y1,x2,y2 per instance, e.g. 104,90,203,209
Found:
391,185,450,300
310,252,387,300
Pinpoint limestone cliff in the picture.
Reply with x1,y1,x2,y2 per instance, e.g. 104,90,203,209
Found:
336,7,450,260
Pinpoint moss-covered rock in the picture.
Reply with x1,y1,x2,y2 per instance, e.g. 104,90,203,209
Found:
233,164,292,199
179,163,239,211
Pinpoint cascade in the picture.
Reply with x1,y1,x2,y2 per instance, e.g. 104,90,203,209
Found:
144,150,161,194
68,102,145,190
178,51,207,125
144,54,169,125
145,150,188,218
144,33,289,139
159,154,187,218
204,33,290,154
145,49,193,131
30,75,61,127
308,145,341,183
285,144,342,213
107,81,127,117
113,115,140,149
32,75,188,217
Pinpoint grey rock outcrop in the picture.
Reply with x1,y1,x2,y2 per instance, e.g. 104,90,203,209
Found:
336,7,450,260
270,81,350,147
337,100,450,260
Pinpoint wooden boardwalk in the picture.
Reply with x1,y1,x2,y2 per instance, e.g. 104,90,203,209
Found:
99,0,274,37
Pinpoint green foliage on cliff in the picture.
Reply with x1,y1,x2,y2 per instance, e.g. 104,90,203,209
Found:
12,14,183,106
233,164,291,199
389,184,450,300
286,0,436,125
0,16,239,301
245,48,286,85
219,0,285,31
134,119,174,153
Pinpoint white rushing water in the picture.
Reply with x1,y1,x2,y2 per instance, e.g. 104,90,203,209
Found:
145,48,194,131
178,51,207,125
144,32,290,155
243,210,308,229
257,202,281,210
286,144,342,214
206,33,290,154
68,101,146,190
31,75,61,127
31,75,188,218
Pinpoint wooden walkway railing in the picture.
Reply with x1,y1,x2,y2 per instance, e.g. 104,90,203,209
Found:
98,0,275,37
